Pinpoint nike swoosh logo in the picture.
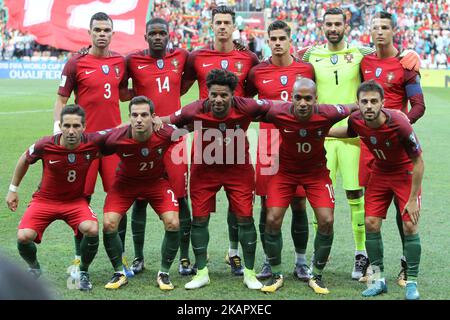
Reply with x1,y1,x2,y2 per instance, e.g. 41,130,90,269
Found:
262,79,273,84
364,70,372,74
138,65,149,70
49,160,61,164
357,223,365,227
315,58,324,62
85,70,96,75
202,63,213,67
122,153,134,157
283,129,295,133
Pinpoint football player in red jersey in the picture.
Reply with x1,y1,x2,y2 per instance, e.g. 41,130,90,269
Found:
360,12,426,286
330,80,424,300
99,96,180,291
260,78,357,294
160,69,275,290
246,20,315,281
121,17,193,276
6,105,101,292
182,6,260,275
53,12,131,277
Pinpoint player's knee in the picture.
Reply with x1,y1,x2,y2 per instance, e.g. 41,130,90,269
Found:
265,212,282,231
364,217,380,233
164,218,180,231
402,221,417,235
236,215,253,224
17,230,34,244
317,215,334,234
346,189,363,199
79,221,98,237
103,218,119,232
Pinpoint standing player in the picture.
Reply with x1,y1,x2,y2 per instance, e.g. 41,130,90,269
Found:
360,11,426,287
99,96,180,290
260,78,356,294
246,20,315,281
122,17,192,276
182,6,260,275
161,69,273,290
6,105,100,291
53,12,131,277
299,8,420,280
330,81,424,300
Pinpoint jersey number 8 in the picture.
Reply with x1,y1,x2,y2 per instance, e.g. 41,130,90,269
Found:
67,170,77,182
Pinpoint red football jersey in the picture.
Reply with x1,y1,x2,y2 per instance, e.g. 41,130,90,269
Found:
246,57,315,100
361,53,425,124
348,109,422,173
170,97,273,166
98,126,175,184
58,53,127,132
184,48,259,99
25,135,100,201
246,57,316,154
266,103,351,172
126,48,189,116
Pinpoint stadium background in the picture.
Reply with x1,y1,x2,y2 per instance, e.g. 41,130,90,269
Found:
0,0,449,300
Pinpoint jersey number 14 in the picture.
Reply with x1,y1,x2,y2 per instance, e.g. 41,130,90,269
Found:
156,76,170,93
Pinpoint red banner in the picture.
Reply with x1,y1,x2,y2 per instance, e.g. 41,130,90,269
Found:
5,0,150,55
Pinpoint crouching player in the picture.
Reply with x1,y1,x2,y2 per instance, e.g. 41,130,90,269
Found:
98,96,181,291
6,105,100,291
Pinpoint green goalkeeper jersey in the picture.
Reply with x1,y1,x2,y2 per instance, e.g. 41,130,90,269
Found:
303,43,374,129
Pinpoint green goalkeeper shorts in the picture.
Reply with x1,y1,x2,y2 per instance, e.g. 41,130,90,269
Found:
325,137,362,191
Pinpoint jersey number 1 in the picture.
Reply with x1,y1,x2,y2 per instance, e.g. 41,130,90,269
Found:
333,70,339,85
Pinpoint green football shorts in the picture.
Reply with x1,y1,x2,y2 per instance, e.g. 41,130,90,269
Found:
325,137,362,191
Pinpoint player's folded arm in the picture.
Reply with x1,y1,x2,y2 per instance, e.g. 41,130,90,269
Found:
327,126,349,138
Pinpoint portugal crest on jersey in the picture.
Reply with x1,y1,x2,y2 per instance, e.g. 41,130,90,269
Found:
385,140,391,148
280,75,288,86
171,58,179,72
102,65,110,74
235,61,243,75
157,148,163,156
221,60,229,70
344,53,354,63
387,72,395,83
375,67,382,78
157,59,164,69
330,54,338,65
85,153,91,161
299,129,307,137
141,148,149,157
370,136,377,145
114,66,120,78
68,153,76,163
317,129,323,137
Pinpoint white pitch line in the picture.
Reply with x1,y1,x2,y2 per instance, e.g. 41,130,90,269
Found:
0,109,53,115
